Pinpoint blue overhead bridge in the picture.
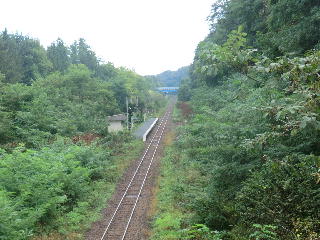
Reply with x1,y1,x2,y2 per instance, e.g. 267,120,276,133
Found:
156,87,179,94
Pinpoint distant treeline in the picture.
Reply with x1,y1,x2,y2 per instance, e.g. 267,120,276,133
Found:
147,66,190,87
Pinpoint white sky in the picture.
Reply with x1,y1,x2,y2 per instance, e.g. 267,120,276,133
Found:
0,0,214,75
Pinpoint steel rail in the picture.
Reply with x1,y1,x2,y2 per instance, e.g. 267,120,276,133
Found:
120,109,171,240
100,108,171,240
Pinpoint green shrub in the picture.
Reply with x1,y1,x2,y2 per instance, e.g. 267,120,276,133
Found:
0,141,114,237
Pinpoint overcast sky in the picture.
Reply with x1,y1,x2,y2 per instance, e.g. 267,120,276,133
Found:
0,0,214,75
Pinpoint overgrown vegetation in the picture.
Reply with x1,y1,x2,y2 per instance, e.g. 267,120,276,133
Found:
0,137,144,239
152,1,320,239
0,30,164,239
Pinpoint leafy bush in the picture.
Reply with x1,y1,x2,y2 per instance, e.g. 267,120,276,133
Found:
192,26,257,86
238,154,320,239
0,141,113,239
249,224,279,240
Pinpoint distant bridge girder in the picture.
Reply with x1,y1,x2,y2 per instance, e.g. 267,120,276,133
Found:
156,87,179,94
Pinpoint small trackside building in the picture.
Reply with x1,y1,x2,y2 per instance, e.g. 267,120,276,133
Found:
107,114,127,132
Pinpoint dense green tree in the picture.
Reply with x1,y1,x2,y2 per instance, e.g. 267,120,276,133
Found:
96,62,117,81
70,38,99,71
0,30,52,84
47,38,70,72
0,30,24,83
209,0,268,46
110,67,153,112
208,0,320,56
192,26,257,86
18,37,52,84
258,0,320,55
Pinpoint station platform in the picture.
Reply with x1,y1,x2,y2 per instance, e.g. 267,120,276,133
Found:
133,118,158,141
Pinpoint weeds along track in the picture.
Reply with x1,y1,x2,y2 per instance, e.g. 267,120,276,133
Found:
98,103,173,240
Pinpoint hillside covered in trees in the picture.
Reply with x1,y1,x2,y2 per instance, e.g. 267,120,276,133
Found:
152,0,320,240
148,66,189,87
0,30,164,239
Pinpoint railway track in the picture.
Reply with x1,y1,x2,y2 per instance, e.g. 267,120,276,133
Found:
99,104,173,240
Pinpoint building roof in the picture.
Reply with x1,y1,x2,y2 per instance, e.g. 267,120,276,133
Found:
107,114,127,121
